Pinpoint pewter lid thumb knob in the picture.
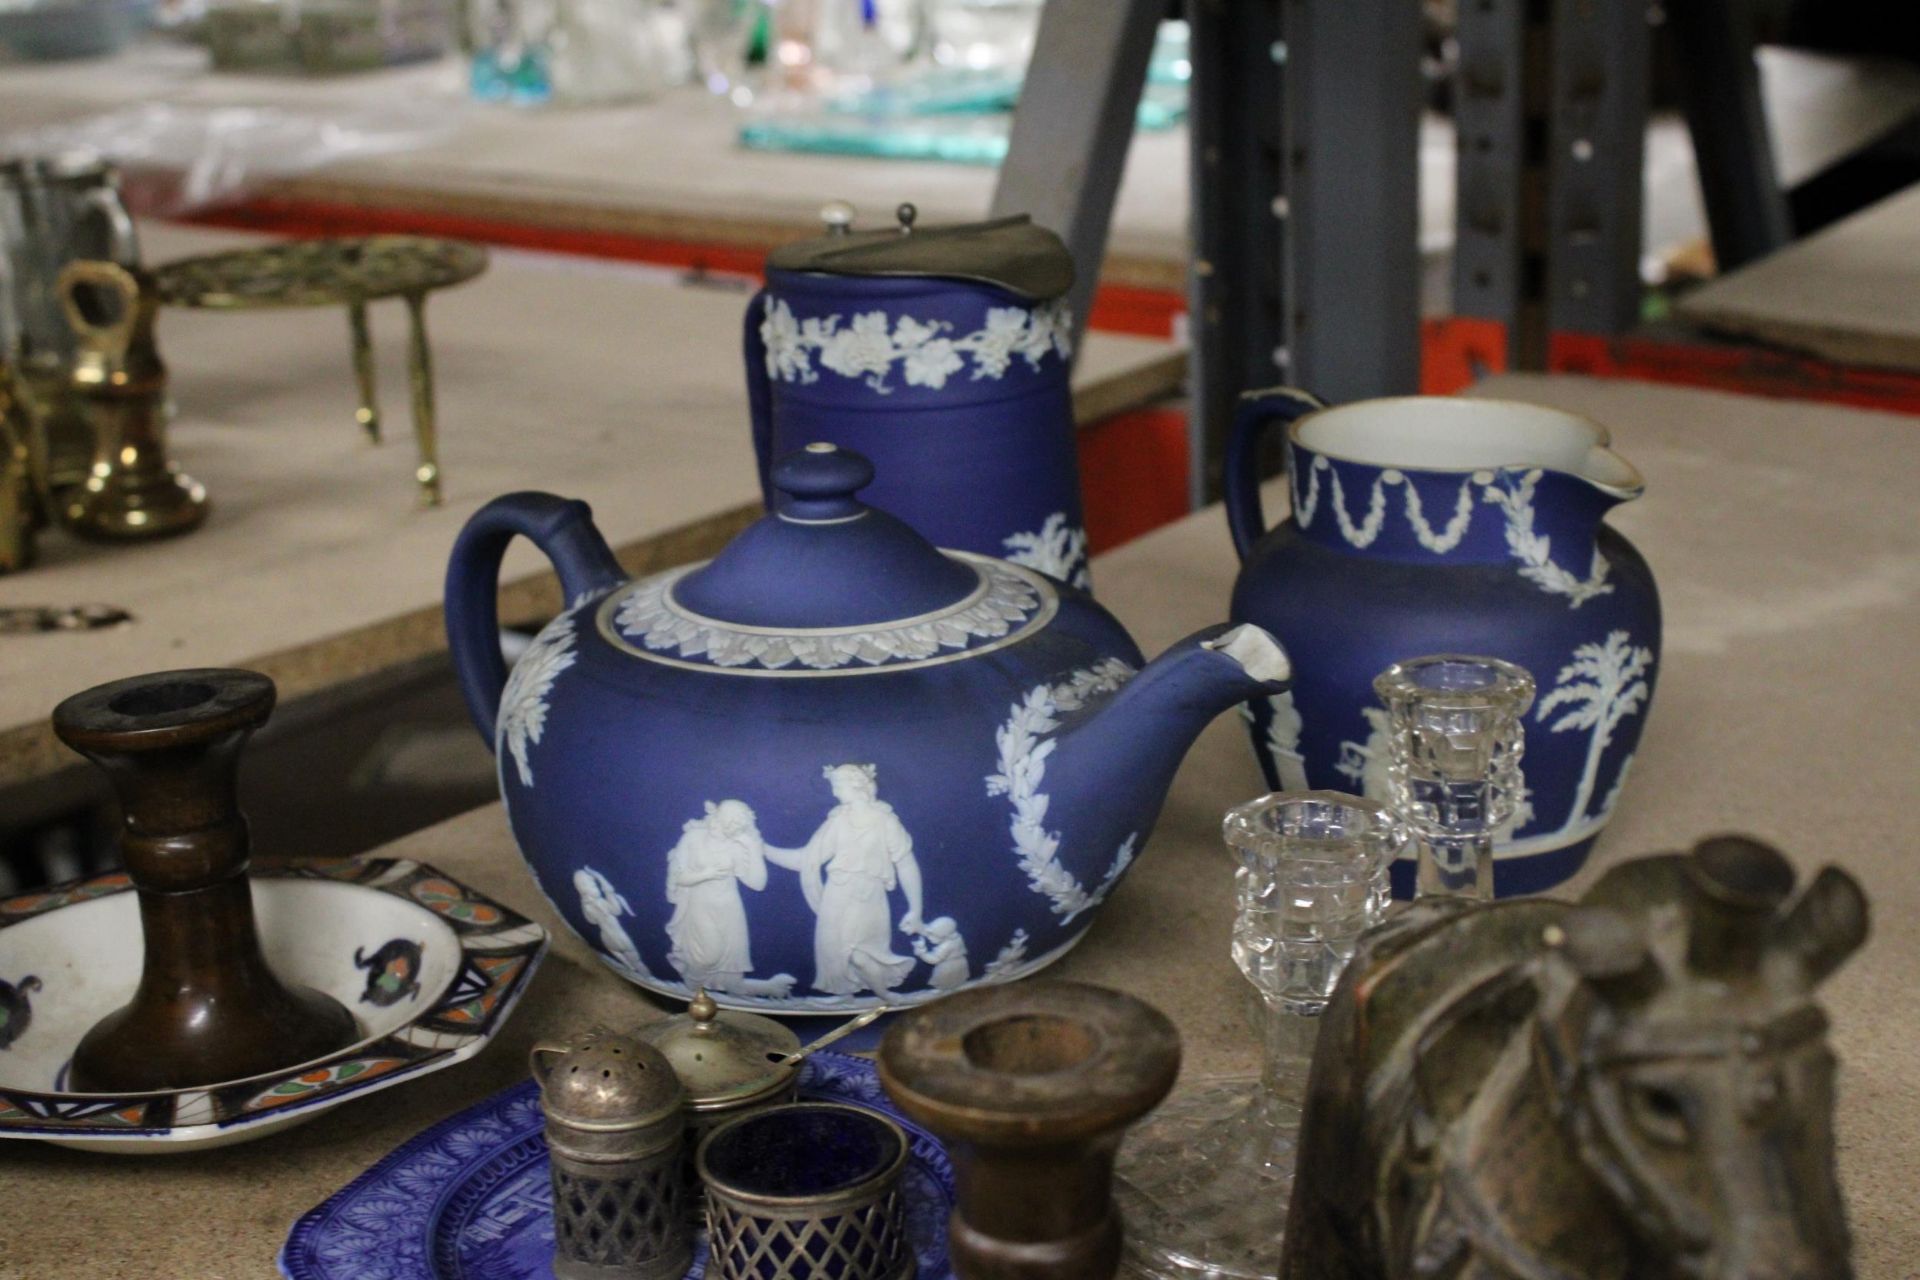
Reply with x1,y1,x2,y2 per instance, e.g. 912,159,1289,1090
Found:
821,200,857,235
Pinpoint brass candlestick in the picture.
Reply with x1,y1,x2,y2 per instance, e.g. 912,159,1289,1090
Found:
1,362,34,573
56,260,208,541
54,668,357,1092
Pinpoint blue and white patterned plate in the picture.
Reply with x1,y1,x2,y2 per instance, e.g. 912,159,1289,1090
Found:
279,1051,955,1280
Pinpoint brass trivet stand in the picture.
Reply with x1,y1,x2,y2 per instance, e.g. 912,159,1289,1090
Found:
154,236,489,506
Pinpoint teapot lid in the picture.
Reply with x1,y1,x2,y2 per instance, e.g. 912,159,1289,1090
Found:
597,444,1059,676
635,990,801,1111
765,202,1074,303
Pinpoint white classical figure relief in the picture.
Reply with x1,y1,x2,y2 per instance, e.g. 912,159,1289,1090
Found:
911,916,971,991
498,615,577,787
1003,513,1092,590
760,297,1073,395
574,867,652,982
663,800,797,998
764,764,940,998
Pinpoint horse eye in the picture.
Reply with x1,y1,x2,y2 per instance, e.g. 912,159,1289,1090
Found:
1629,1083,1692,1146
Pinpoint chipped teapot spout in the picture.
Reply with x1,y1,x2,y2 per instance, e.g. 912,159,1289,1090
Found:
1049,623,1292,833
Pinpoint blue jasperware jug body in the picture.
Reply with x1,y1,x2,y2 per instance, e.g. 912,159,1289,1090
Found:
1225,390,1662,896
746,209,1091,588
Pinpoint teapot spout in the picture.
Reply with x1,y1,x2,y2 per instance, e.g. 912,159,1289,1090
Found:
1050,623,1292,829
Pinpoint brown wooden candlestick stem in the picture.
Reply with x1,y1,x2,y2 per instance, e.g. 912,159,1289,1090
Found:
53,668,358,1093
877,980,1181,1280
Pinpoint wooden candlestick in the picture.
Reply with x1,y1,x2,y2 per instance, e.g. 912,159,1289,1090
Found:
877,980,1181,1280
54,668,357,1093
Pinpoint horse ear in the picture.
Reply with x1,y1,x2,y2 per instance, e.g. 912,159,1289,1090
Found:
1776,866,1870,987
1552,908,1659,1003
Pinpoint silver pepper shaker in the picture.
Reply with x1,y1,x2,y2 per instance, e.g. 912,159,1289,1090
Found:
532,1029,694,1280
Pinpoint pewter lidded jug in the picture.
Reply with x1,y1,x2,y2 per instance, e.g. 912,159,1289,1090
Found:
1225,389,1661,896
446,444,1291,1015
746,201,1091,587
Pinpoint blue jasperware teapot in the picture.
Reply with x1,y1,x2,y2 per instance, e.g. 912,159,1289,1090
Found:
446,443,1291,1014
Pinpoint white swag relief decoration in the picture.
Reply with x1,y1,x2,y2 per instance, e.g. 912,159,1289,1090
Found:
498,614,577,787
1292,458,1614,606
1002,512,1092,589
611,560,1048,672
760,296,1073,395
983,929,1031,980
987,658,1141,923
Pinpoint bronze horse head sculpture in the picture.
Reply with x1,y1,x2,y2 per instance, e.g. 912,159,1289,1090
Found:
1280,835,1867,1280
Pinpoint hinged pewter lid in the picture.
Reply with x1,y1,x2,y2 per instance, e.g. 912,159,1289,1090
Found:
766,202,1074,302
595,444,1059,676
636,990,801,1112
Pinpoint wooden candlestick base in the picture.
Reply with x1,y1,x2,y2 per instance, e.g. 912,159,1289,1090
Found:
877,980,1181,1280
53,669,358,1094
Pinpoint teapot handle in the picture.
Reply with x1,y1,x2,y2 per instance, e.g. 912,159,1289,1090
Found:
444,493,625,746
743,288,776,510
1224,386,1327,562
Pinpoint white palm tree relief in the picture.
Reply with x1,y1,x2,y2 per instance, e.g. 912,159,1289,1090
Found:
499,616,577,788
1536,630,1654,830
1003,513,1091,589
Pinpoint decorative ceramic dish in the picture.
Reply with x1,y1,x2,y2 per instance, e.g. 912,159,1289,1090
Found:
0,859,546,1153
279,1050,956,1280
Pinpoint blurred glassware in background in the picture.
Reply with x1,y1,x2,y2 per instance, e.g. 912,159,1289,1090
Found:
735,7,1188,164
469,0,682,104
688,0,766,103
199,0,454,74
0,0,155,62
924,0,1036,74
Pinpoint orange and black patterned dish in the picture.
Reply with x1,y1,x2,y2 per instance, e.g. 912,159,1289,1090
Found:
0,858,546,1153
153,236,488,310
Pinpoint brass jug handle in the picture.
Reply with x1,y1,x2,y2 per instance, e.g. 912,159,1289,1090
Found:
57,260,141,365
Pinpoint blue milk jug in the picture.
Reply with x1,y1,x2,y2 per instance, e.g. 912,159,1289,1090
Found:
1224,388,1663,896
745,203,1092,588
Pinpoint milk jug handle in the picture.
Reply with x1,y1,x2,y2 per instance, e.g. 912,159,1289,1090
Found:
1225,386,1327,562
743,288,776,510
444,493,625,747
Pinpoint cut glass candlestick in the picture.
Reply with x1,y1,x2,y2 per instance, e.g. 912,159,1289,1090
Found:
1373,654,1536,901
1114,790,1405,1278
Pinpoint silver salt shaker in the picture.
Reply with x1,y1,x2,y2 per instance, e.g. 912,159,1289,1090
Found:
532,1029,694,1280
